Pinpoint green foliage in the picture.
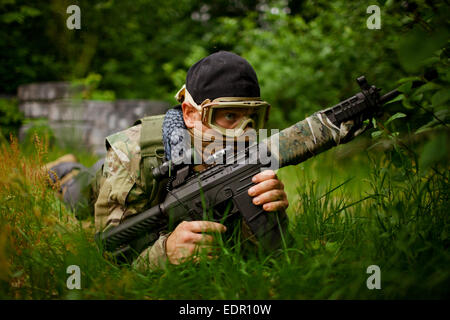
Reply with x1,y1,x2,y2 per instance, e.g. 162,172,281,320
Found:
0,98,24,139
19,120,99,167
370,17,450,176
21,119,55,151
71,73,115,100
2,0,448,130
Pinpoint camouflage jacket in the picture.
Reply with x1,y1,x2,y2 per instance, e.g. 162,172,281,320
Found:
94,116,170,271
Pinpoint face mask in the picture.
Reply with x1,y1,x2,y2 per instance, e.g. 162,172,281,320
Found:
188,125,258,163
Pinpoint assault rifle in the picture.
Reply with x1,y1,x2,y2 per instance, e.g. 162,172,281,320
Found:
95,76,399,262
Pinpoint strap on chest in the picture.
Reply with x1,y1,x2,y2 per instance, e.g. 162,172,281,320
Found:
134,115,165,197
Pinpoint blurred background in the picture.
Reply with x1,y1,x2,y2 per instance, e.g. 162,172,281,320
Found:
1,0,448,153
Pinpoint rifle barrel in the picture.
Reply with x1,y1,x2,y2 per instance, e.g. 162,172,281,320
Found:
380,89,400,104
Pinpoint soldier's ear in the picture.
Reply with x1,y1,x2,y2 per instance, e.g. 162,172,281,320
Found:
181,102,201,129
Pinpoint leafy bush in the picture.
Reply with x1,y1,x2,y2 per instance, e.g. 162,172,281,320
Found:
71,73,116,101
0,98,24,139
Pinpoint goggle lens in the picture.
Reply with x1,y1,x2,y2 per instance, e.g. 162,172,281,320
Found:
207,104,269,137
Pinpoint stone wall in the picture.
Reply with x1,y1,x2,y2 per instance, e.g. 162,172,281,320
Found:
18,82,170,155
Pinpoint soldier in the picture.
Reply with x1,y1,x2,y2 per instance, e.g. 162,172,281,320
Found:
96,51,289,269
48,51,289,270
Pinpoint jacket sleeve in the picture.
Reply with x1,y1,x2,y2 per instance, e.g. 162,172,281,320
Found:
132,232,172,271
94,147,170,270
94,146,135,232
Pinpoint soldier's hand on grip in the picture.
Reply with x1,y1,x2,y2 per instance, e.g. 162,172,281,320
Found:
248,170,289,212
166,221,227,265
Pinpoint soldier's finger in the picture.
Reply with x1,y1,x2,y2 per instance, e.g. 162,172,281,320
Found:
193,244,215,257
191,233,215,244
248,178,283,197
188,221,227,233
192,253,218,263
252,189,285,206
262,200,289,212
251,170,277,183
180,244,209,261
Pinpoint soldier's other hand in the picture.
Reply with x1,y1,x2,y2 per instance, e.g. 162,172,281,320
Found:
248,170,289,212
166,221,226,265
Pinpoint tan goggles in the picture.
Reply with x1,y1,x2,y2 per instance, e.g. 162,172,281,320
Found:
202,99,270,137
175,85,270,138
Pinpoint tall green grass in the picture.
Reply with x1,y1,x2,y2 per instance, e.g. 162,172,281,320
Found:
0,132,448,299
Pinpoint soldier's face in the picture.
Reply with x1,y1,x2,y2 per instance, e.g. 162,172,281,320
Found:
182,101,259,160
181,102,256,133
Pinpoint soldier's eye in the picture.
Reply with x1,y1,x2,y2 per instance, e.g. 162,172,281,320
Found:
224,113,236,121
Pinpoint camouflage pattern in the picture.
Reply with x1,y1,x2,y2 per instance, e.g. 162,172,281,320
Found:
94,122,169,270
267,112,365,168
132,232,170,271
